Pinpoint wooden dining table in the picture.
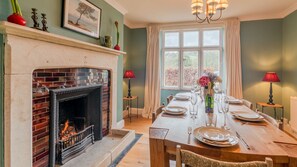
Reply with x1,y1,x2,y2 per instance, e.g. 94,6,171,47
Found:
149,96,297,167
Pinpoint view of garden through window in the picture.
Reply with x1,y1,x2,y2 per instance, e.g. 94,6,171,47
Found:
162,28,223,89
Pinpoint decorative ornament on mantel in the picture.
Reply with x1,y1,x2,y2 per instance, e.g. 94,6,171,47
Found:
114,21,120,50
7,0,26,26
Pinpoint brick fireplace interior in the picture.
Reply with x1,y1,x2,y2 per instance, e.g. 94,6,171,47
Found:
32,68,111,167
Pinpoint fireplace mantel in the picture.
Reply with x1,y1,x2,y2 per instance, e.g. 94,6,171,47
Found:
0,21,126,167
0,21,125,56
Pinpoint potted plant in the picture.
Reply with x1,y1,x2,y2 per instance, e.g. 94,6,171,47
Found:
7,0,26,26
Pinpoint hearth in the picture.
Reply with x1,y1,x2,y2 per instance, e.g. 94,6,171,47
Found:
49,85,102,166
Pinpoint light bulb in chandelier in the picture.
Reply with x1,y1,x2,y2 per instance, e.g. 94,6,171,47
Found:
216,0,228,10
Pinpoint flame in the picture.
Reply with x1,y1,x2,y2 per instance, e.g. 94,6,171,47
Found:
61,120,69,136
60,120,77,141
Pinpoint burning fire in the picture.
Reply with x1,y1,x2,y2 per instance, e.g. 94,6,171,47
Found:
60,120,77,141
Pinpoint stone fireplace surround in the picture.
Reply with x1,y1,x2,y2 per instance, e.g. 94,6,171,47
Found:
0,22,128,167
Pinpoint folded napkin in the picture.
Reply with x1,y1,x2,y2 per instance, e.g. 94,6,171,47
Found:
227,99,243,104
165,106,187,112
174,94,190,101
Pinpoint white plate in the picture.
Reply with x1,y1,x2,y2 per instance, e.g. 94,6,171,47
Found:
163,106,187,115
233,114,264,122
195,133,239,148
237,113,260,119
196,127,232,141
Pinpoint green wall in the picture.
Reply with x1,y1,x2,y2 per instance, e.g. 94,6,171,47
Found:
0,1,9,21
0,1,124,120
282,10,297,119
123,26,147,108
0,35,4,167
240,19,283,116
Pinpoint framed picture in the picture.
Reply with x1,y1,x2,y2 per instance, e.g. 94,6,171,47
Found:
62,0,101,38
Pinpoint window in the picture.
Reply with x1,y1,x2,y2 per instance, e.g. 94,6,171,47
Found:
161,28,223,90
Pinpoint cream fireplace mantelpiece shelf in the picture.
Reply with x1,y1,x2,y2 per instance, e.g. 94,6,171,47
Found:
0,21,127,167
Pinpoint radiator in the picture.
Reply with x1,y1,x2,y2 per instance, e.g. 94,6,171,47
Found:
290,96,297,132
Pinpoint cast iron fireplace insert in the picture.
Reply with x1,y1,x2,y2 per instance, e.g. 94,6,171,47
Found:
49,85,103,166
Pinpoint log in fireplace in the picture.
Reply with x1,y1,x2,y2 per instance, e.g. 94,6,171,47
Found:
49,85,103,166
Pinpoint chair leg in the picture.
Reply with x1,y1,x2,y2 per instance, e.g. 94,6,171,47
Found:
176,145,182,167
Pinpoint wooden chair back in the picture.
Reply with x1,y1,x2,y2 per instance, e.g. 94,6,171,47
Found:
242,99,253,110
152,105,165,123
167,95,174,105
176,145,273,167
258,112,282,129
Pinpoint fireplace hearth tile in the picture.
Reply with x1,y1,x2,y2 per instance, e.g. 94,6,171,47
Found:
61,129,135,167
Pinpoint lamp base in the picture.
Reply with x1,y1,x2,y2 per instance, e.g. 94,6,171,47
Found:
267,102,275,105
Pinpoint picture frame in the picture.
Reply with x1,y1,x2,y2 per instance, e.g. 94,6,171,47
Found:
62,0,101,38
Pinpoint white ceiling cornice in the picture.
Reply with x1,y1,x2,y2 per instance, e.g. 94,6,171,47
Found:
280,1,297,18
104,0,128,15
240,2,297,21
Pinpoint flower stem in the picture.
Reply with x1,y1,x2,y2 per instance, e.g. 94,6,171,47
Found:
10,0,17,13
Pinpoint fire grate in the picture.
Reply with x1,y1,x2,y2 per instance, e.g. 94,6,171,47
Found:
56,125,94,165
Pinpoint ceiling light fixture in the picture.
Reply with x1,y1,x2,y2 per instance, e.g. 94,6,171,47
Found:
191,0,228,23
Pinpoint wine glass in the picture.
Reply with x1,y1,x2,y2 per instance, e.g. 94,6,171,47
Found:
190,93,197,118
221,100,230,130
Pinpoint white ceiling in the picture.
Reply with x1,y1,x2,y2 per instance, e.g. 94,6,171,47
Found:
108,0,297,28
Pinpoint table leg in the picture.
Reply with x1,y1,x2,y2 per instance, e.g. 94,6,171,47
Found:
137,97,139,118
282,107,284,119
274,108,277,119
129,100,132,122
149,128,169,167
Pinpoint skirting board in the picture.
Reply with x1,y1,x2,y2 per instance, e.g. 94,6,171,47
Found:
116,119,125,129
123,108,145,117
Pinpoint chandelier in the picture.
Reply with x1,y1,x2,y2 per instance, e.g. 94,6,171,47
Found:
191,0,228,23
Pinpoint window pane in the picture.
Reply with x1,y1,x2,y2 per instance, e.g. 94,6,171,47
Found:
164,51,179,87
203,30,220,46
183,31,199,47
183,51,199,88
164,32,179,47
203,50,220,75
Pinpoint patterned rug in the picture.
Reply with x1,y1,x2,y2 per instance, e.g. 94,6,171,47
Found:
109,133,143,167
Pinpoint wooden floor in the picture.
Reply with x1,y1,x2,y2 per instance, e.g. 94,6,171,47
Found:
117,117,152,167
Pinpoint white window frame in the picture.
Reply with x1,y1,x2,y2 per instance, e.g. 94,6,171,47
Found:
161,27,224,90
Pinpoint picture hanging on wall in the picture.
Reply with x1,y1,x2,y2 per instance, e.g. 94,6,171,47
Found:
62,0,101,38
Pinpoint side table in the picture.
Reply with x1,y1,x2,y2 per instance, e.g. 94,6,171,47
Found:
123,96,139,122
256,102,284,119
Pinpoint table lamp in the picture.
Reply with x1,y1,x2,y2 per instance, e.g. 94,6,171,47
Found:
124,70,135,98
262,72,280,105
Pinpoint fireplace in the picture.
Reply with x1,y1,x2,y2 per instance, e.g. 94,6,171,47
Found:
1,22,129,167
49,85,102,165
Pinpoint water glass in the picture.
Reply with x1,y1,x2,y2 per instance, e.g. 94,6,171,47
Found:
190,93,198,118
222,100,230,130
205,113,217,127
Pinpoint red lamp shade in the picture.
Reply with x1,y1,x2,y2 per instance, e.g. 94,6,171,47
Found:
262,72,280,82
123,70,135,79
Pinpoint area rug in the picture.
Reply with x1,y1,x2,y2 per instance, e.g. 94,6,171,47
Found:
109,133,143,167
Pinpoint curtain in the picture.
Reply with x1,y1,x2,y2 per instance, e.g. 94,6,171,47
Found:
144,25,161,117
225,18,243,99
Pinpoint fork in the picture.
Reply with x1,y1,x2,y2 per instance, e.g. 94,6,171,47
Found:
188,126,192,135
236,132,251,150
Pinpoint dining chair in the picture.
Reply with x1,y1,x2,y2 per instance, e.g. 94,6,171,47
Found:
176,145,273,167
242,99,253,110
258,112,282,129
152,105,165,123
167,94,174,105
